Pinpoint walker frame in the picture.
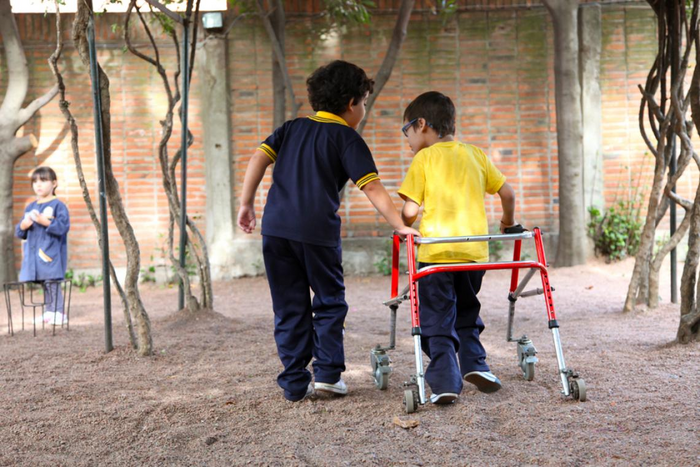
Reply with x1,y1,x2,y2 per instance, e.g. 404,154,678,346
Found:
370,227,587,413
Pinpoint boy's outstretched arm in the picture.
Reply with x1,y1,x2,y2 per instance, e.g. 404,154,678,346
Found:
361,180,421,237
237,149,274,234
497,182,516,233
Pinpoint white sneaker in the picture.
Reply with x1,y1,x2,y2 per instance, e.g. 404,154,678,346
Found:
48,312,66,326
464,371,502,393
314,379,348,396
43,312,55,324
429,393,459,405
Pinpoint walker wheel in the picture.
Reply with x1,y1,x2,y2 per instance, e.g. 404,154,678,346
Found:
403,389,417,414
570,378,587,402
523,362,535,381
374,367,389,390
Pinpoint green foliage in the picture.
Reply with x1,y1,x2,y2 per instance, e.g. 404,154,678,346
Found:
322,0,375,26
374,239,405,276
489,226,504,261
587,200,642,262
654,232,670,256
140,234,197,285
140,263,157,283
65,269,103,293
229,0,374,44
435,0,458,26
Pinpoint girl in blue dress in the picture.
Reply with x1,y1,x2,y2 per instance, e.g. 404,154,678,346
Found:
15,167,70,325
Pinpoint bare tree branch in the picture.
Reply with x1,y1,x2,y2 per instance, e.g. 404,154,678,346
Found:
15,85,59,129
256,0,300,117
359,0,415,135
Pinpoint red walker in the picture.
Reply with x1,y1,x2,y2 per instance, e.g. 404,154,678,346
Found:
370,227,587,413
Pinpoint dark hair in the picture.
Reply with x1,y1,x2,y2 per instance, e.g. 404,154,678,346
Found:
306,60,374,116
31,166,58,195
403,91,456,138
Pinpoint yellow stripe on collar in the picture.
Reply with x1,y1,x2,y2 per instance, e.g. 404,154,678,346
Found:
309,111,348,126
37,196,57,205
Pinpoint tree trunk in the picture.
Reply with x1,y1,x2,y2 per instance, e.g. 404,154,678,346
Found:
74,2,152,355
543,0,587,267
0,0,57,286
624,144,667,312
649,207,691,308
271,0,286,128
0,149,20,284
258,0,299,117
125,1,212,312
358,0,415,135
49,1,137,348
678,186,700,342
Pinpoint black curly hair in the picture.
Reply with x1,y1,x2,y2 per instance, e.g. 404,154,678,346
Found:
306,60,374,116
403,91,456,138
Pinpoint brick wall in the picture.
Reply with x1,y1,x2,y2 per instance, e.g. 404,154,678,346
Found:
7,3,668,274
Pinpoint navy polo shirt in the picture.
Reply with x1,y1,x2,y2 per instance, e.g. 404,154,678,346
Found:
258,111,379,247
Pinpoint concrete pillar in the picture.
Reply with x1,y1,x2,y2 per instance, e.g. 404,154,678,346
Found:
579,3,604,213
198,35,238,280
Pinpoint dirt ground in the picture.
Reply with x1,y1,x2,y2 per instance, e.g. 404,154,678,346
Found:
0,258,698,466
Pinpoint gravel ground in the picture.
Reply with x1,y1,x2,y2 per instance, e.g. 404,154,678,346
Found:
0,258,697,466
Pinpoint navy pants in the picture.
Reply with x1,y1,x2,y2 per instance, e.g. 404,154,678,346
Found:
418,265,488,395
263,235,348,401
43,281,64,313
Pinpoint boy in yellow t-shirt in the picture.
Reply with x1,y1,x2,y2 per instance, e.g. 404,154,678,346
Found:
398,91,517,405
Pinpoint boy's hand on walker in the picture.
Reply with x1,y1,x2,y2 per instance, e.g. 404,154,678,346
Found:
237,205,256,234
394,225,421,239
500,219,517,234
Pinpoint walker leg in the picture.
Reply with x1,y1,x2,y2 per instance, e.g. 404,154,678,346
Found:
551,328,570,396
413,334,427,405
507,269,538,342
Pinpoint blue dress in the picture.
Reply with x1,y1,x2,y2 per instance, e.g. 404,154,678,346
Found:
15,197,70,282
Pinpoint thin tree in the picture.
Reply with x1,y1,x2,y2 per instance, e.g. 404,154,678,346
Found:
626,0,700,343
542,0,587,267
124,0,214,312
358,0,415,135
0,0,58,286
73,0,153,355
47,0,138,349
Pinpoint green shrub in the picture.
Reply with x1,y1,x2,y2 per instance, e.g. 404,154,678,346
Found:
489,226,504,261
65,268,103,292
374,239,405,276
587,200,642,261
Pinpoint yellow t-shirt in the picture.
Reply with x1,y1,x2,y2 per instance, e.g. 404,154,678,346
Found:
398,141,506,263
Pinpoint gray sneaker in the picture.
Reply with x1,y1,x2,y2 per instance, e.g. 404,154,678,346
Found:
314,379,348,396
289,383,316,402
464,371,502,393
429,393,459,405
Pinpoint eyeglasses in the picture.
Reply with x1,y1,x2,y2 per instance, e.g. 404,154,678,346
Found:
402,118,438,137
402,118,417,137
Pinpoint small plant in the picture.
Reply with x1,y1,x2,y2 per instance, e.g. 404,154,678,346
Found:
140,262,157,284
588,200,642,262
489,226,504,261
374,239,405,276
65,269,103,292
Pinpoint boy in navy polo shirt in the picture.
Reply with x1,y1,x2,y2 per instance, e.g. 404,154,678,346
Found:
238,60,420,402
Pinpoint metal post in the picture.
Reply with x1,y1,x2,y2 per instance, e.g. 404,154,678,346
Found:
670,0,679,304
670,139,677,303
87,17,112,353
178,20,190,311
